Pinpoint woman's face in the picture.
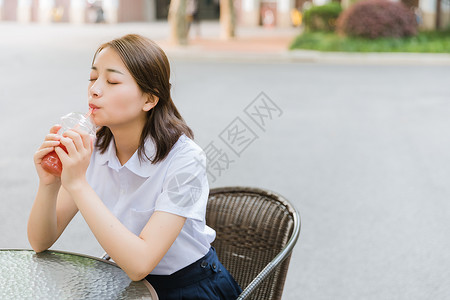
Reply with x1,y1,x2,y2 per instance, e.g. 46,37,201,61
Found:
88,47,153,129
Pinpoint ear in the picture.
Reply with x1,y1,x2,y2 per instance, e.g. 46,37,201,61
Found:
143,94,159,112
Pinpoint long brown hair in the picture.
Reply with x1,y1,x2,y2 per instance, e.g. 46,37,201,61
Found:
93,34,193,164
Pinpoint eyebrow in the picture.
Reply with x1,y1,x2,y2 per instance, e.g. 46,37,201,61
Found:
91,66,124,75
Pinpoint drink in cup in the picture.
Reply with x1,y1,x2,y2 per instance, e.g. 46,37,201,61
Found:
41,112,96,177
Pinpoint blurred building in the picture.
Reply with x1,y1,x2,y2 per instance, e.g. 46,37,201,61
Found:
0,0,292,27
0,0,156,24
0,0,448,29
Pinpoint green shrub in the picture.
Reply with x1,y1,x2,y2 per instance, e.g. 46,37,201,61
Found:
336,0,417,39
303,2,343,32
289,31,450,53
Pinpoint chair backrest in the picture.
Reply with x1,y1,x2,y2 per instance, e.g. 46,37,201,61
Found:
206,187,300,300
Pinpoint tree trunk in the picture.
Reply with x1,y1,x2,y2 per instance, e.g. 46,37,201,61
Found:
220,0,236,39
168,0,188,45
436,0,441,30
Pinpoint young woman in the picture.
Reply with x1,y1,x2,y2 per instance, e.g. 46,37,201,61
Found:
28,34,242,299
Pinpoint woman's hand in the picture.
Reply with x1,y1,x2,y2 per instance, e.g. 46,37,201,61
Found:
34,125,62,186
55,129,93,193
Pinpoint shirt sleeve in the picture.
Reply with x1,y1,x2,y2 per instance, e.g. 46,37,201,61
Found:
154,142,209,222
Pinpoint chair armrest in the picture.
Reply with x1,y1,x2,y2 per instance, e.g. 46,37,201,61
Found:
237,248,293,299
237,206,301,300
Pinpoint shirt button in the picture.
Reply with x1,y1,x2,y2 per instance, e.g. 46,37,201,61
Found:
212,263,217,270
200,261,208,268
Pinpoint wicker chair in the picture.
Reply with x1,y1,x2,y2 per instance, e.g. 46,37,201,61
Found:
206,187,301,300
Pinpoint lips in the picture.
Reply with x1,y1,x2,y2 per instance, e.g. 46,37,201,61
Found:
89,104,99,112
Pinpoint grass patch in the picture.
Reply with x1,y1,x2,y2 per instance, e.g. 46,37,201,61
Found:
289,30,450,53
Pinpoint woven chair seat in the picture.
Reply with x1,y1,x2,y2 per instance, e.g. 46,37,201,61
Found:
206,187,301,300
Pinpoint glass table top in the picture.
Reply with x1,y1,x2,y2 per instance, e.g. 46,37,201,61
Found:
0,249,157,299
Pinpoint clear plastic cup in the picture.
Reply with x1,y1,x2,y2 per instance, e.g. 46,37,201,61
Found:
41,112,96,177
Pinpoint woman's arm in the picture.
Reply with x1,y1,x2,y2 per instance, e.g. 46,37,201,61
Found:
27,125,79,252
56,129,186,281
27,186,79,252
67,183,185,281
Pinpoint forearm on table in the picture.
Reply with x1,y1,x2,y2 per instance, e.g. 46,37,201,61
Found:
68,182,156,281
27,183,60,252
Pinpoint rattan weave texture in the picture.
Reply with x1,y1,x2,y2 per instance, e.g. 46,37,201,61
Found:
206,187,300,300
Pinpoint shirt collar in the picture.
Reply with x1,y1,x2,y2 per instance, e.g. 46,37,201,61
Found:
95,136,159,178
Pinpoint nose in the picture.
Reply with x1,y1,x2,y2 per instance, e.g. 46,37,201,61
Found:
89,83,102,98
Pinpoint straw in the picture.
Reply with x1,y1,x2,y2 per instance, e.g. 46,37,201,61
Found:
73,108,94,131
85,108,93,119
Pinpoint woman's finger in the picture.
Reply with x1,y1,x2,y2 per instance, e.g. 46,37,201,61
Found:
59,137,76,156
39,140,60,150
72,128,93,150
44,133,62,142
34,147,57,163
54,144,70,162
63,130,84,152
49,124,62,134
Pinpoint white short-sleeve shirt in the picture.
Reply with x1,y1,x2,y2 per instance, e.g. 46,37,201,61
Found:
86,134,216,275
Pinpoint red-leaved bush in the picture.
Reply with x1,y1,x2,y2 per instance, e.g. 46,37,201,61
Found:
336,0,418,39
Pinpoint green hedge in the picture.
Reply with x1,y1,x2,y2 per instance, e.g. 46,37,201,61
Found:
289,30,450,53
303,2,343,32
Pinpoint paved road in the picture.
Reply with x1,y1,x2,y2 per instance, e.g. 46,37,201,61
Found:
1,23,450,299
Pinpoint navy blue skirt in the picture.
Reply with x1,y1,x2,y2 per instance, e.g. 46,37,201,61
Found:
145,247,242,300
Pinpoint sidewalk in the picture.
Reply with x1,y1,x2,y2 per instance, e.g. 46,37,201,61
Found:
163,38,450,64
1,20,450,64
156,21,300,62
155,21,450,65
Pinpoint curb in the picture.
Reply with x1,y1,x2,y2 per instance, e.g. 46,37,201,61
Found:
288,50,450,65
163,46,450,64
